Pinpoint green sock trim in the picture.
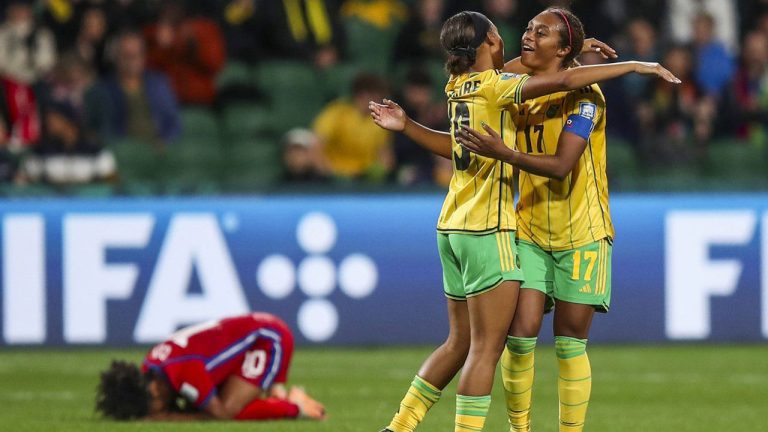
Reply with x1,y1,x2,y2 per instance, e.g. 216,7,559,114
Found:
506,336,538,355
456,394,491,416
554,336,587,359
412,376,441,402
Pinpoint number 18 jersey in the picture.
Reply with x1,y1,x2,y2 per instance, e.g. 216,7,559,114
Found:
438,69,529,234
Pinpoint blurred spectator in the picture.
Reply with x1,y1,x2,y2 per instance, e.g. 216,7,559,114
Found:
729,31,768,147
691,12,735,96
282,128,330,183
39,52,110,145
40,0,80,51
481,0,523,58
0,120,22,183
106,0,153,30
622,19,659,99
668,0,738,53
393,68,446,185
393,0,445,63
144,0,226,106
636,45,709,162
102,31,180,146
0,0,57,84
221,0,262,63
24,101,116,185
738,0,768,40
0,76,40,148
313,73,393,180
340,0,408,29
73,5,111,76
257,0,345,68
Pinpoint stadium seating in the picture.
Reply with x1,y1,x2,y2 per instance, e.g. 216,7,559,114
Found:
180,108,220,142
222,137,283,190
255,61,326,132
706,141,767,180
606,139,639,188
343,17,400,72
221,103,276,139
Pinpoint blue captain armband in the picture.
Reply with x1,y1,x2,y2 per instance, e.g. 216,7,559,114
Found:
563,114,595,140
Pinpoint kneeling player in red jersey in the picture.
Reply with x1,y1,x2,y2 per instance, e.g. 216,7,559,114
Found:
96,313,326,421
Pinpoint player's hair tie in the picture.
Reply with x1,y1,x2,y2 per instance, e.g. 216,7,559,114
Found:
448,46,477,61
554,9,573,47
448,11,492,61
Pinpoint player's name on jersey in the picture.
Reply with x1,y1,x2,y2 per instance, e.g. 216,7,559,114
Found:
448,78,481,98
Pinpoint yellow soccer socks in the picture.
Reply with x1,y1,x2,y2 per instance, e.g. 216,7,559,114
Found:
555,336,591,432
387,375,442,432
501,336,537,431
455,394,492,432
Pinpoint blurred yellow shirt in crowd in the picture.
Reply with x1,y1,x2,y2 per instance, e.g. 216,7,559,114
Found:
341,0,408,29
313,100,392,178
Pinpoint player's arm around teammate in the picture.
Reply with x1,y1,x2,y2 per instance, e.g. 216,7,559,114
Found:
370,62,677,160
458,119,586,180
368,39,616,158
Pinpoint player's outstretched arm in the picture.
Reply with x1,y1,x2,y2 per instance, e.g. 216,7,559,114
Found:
457,123,586,181
503,37,618,74
519,61,680,102
369,99,453,159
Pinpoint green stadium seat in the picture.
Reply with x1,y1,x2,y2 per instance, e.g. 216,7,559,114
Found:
69,184,115,197
216,61,257,89
320,62,361,99
163,139,224,187
221,103,276,139
223,138,283,189
180,107,219,141
343,18,399,71
706,141,767,180
606,139,639,179
255,61,325,133
111,139,164,184
0,184,56,197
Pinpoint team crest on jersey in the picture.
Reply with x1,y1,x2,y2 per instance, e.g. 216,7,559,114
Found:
546,105,560,118
579,102,596,119
500,73,519,80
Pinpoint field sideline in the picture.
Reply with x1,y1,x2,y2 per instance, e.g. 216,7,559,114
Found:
0,345,765,431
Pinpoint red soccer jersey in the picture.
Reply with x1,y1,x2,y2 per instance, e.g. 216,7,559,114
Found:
142,313,294,408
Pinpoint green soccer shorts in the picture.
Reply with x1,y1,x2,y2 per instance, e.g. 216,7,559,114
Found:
437,230,525,300
517,238,612,312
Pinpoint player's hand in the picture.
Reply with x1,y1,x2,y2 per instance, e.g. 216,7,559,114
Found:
582,38,618,59
369,99,407,132
289,386,326,420
633,62,682,83
457,123,515,161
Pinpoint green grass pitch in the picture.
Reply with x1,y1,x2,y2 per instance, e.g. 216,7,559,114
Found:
0,345,765,431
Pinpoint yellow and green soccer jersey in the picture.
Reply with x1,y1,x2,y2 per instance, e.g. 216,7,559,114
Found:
514,84,614,251
438,69,530,233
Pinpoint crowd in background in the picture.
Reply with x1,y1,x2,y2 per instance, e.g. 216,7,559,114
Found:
0,0,766,192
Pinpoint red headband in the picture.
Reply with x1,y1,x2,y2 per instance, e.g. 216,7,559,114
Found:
555,10,572,47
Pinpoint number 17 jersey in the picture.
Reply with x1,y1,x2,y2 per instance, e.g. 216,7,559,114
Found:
438,69,529,234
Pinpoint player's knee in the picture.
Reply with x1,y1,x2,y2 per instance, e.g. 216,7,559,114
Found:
553,321,590,339
468,337,505,359
444,333,470,356
509,320,541,338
